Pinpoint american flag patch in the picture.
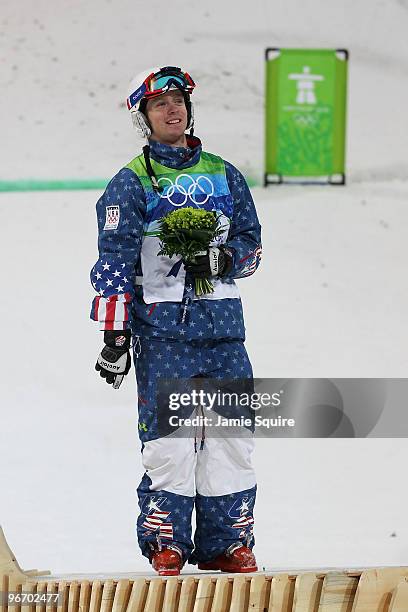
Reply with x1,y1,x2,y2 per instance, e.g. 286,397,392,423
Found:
232,515,254,529
238,245,262,278
142,510,174,539
104,205,120,230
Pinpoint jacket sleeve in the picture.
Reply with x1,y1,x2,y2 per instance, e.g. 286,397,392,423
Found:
89,167,146,331
223,161,262,279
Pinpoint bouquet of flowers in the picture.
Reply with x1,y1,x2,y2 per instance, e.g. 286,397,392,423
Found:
156,207,225,296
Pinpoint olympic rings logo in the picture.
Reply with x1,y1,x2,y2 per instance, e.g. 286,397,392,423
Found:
293,113,317,127
158,174,215,207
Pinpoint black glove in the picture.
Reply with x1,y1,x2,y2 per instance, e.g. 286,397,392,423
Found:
95,329,132,389
184,246,233,279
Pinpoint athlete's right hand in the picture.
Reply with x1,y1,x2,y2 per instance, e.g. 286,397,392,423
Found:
95,330,132,389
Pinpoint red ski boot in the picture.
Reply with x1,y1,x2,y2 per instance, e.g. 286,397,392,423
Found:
151,546,184,576
198,543,258,573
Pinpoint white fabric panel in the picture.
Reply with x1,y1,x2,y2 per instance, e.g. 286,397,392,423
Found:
115,301,124,322
140,234,240,304
193,282,240,301
142,434,256,498
195,436,256,497
98,298,107,323
142,437,197,497
141,236,185,303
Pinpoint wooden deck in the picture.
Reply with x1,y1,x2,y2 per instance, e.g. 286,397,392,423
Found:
1,527,407,611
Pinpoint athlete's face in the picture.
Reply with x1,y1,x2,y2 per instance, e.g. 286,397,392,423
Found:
146,90,188,147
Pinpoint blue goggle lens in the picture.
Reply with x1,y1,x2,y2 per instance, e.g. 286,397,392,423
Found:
149,74,187,92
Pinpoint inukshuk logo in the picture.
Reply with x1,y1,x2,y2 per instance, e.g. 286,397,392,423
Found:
288,66,324,105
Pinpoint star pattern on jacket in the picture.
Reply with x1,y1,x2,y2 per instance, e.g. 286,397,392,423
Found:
90,138,262,336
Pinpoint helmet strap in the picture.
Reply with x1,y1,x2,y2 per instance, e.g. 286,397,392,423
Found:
142,145,161,193
187,100,195,133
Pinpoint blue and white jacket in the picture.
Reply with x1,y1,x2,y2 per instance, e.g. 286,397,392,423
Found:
90,136,262,342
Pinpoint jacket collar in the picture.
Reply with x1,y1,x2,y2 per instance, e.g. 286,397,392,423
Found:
148,135,202,169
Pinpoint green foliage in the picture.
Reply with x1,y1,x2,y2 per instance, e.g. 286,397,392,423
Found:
155,207,226,295
157,208,224,261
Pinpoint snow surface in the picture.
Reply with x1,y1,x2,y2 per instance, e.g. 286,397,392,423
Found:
1,0,408,575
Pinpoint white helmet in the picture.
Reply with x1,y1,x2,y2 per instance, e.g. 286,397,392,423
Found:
126,66,196,138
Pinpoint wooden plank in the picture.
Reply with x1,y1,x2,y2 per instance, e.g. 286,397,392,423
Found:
7,573,23,612
178,577,197,612
192,577,215,612
125,579,148,612
78,582,91,612
100,581,115,612
46,581,59,612
389,577,408,611
318,572,358,611
210,577,231,612
143,579,165,611
268,573,295,612
67,582,80,612
1,574,9,612
35,580,48,612
248,575,270,611
20,582,37,612
229,576,250,612
111,580,131,612
88,581,103,612
56,581,69,612
162,578,181,612
292,573,323,612
352,568,408,612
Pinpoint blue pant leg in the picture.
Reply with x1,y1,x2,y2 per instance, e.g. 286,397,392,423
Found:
191,339,257,564
136,473,194,562
133,337,198,562
191,486,257,564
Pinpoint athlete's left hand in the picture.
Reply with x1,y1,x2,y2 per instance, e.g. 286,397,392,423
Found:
184,246,233,279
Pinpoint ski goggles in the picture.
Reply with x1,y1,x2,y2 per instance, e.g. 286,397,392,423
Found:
127,67,195,110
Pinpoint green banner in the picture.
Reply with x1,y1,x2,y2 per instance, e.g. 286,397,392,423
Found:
265,48,348,185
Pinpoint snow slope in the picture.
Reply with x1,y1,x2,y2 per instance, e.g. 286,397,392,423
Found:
1,0,407,181
1,0,407,574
